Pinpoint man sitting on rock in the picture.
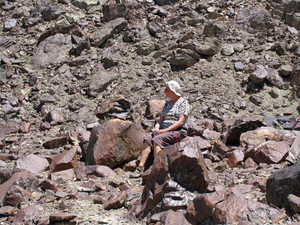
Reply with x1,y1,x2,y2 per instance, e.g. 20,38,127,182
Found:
130,80,190,178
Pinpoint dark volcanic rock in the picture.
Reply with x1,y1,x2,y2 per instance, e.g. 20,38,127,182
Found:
266,162,300,209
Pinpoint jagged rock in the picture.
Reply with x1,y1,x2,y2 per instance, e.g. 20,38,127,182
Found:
235,62,244,71
168,51,198,70
135,137,209,218
104,191,126,210
30,34,73,69
240,127,282,147
3,19,17,31
161,210,191,225
267,162,300,209
12,204,43,224
95,95,132,120
186,120,204,137
4,185,31,206
0,170,39,204
221,44,234,56
186,185,226,224
203,20,226,37
13,154,49,174
101,48,118,68
266,68,284,89
154,0,179,6
19,122,31,133
202,129,220,141
74,165,116,180
137,41,156,55
43,135,68,149
288,194,300,214
290,62,300,87
222,116,265,146
41,179,58,192
0,206,15,216
103,0,126,22
74,36,91,56
86,119,144,168
249,67,268,84
41,4,65,21
50,168,75,181
50,213,77,221
278,64,292,76
213,140,230,155
88,71,120,97
72,0,98,10
147,21,162,35
213,194,283,224
49,147,77,173
253,141,290,164
92,17,128,47
145,99,165,119
228,149,244,168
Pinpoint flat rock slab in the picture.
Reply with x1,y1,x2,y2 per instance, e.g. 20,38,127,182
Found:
0,206,15,216
50,213,77,221
14,154,49,174
12,204,43,223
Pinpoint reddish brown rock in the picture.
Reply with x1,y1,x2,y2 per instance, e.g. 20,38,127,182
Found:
213,194,275,224
248,177,267,192
145,99,166,119
94,95,131,120
50,168,75,181
50,213,77,221
104,191,126,210
4,185,31,206
0,170,38,204
161,210,191,225
0,126,18,139
40,121,51,131
74,165,116,180
253,141,290,164
12,204,43,223
228,149,244,168
41,179,58,192
288,194,300,214
5,136,18,143
222,116,265,145
0,206,15,216
94,196,107,204
213,140,230,155
136,137,209,218
45,108,71,125
244,157,257,168
186,120,204,137
187,185,226,223
86,119,145,168
43,135,68,149
19,122,31,133
14,154,49,174
124,160,137,172
0,160,6,167
240,127,282,147
49,147,77,173
202,129,220,141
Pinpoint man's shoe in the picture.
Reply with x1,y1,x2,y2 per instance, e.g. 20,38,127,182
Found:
129,167,144,178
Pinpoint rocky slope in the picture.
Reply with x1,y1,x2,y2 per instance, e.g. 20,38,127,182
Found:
1,0,300,224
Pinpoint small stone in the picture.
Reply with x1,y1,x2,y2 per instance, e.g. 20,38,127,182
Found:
50,213,77,221
3,19,17,31
234,62,244,71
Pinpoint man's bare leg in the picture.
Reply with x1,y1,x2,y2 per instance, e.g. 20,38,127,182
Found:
138,141,151,168
153,142,162,158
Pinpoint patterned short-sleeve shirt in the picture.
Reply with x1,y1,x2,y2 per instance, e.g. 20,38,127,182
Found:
160,97,190,131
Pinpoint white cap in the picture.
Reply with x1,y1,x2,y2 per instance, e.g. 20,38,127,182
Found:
166,80,181,96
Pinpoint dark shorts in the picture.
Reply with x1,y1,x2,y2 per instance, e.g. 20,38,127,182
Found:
144,130,187,149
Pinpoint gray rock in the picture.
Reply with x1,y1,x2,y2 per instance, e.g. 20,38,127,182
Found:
154,0,180,6
136,41,155,55
92,17,128,47
221,44,234,56
278,64,292,76
41,4,65,21
3,19,17,31
249,67,268,84
101,48,117,69
234,62,244,71
233,43,244,52
88,71,120,97
203,20,226,37
266,68,284,89
72,0,99,10
30,34,72,69
168,52,198,69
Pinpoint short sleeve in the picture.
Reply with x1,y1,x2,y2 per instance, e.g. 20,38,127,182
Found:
178,99,190,116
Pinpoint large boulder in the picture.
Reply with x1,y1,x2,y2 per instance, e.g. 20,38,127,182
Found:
91,17,128,47
30,34,73,69
266,162,300,209
85,119,145,168
13,154,49,174
135,137,209,218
